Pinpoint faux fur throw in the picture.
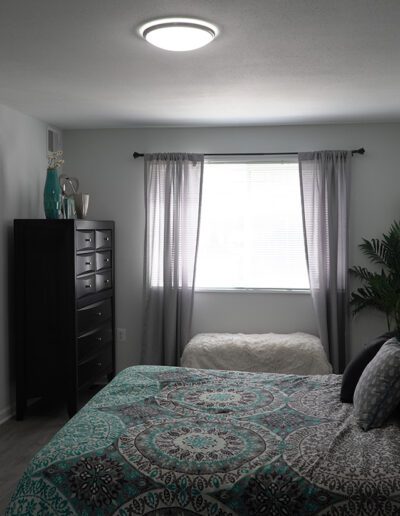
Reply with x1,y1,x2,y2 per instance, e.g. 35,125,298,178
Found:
181,332,332,375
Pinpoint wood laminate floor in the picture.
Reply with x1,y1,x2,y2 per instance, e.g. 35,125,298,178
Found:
0,401,67,513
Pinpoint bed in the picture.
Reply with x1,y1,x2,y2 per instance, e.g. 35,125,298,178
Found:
181,332,332,374
7,365,400,515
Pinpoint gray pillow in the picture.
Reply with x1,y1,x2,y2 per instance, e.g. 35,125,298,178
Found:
353,337,400,431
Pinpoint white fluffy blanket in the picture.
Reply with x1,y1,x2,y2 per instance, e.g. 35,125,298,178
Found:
181,332,332,375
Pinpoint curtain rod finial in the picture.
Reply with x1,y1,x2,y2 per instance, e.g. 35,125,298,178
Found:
133,152,143,159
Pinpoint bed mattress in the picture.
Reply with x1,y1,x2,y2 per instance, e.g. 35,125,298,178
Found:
7,365,400,515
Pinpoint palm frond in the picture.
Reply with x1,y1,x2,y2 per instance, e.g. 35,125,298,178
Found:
349,265,375,282
359,238,387,266
380,222,400,272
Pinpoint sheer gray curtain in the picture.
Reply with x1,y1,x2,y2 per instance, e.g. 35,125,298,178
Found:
298,151,351,373
141,153,204,366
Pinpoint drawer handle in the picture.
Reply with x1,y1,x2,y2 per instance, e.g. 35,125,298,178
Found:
97,311,102,316
105,258,110,263
105,279,110,284
85,261,92,266
97,362,102,367
85,284,92,289
104,237,110,241
85,238,92,242
97,336,102,342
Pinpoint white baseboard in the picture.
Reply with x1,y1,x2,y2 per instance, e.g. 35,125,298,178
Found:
0,404,14,426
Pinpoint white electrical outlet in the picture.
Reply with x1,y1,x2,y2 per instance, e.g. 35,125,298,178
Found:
117,328,127,342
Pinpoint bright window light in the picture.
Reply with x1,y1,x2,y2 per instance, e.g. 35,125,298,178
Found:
195,158,310,290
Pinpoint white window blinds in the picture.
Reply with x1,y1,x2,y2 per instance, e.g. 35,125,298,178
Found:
195,156,310,289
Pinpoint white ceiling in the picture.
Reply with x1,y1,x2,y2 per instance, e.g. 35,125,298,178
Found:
1,0,400,129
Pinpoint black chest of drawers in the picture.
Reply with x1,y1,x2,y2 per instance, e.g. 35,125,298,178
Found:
14,220,115,419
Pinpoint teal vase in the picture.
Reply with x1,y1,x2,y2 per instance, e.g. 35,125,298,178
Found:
44,168,62,219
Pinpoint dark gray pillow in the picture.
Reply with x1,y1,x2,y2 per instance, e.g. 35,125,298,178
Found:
353,337,400,431
340,332,394,403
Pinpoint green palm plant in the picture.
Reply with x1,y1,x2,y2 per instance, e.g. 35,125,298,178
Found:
350,220,400,333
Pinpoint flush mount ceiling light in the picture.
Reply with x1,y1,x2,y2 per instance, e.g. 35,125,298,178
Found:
140,18,217,52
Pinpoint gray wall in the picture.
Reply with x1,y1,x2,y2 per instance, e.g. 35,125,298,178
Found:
63,123,400,372
0,103,47,422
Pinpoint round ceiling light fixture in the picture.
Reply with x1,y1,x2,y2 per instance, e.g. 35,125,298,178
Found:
140,18,217,52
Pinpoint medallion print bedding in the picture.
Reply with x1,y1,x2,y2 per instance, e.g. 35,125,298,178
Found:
6,366,400,515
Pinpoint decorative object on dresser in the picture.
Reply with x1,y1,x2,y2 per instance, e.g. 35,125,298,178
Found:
14,219,115,419
59,175,90,219
43,169,62,219
74,192,90,219
59,174,79,219
44,151,64,219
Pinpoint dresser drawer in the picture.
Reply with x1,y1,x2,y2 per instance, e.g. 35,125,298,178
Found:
76,275,96,298
96,230,112,249
78,347,113,388
96,271,112,292
76,253,96,276
76,230,95,251
78,324,113,363
77,299,112,335
96,251,111,271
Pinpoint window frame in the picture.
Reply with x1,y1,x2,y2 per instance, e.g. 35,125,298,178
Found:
194,287,311,293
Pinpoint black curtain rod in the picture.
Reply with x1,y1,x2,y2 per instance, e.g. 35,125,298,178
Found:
133,148,365,159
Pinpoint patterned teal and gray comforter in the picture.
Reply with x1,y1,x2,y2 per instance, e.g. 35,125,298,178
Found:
7,366,400,515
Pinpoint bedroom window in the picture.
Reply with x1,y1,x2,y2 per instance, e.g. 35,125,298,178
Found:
195,156,310,290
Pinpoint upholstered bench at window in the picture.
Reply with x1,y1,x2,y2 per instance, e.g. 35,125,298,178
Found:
181,332,332,375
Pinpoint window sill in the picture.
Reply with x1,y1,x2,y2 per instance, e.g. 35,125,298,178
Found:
194,288,311,294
